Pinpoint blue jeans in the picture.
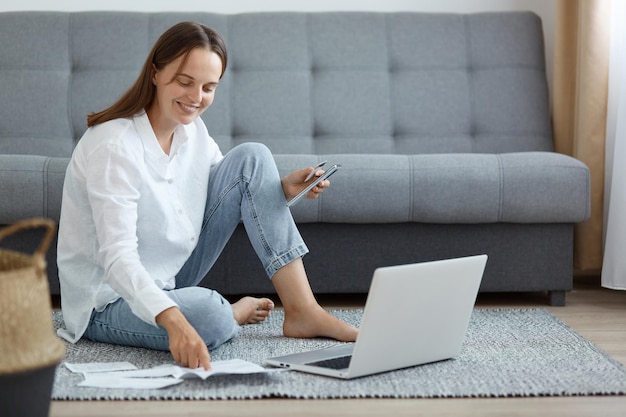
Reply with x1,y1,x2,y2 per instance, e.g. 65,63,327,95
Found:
84,143,308,351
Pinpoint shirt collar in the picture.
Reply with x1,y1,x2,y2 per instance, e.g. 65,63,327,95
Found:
133,111,190,161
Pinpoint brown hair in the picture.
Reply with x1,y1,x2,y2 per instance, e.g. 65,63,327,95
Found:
87,22,227,127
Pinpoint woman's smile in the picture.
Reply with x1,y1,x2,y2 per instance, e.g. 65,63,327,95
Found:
177,100,201,114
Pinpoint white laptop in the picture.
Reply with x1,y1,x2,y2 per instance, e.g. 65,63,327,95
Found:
265,254,487,379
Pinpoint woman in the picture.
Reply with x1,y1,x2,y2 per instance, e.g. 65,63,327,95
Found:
56,21,358,370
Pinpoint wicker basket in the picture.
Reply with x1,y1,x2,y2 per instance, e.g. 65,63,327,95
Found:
0,218,66,417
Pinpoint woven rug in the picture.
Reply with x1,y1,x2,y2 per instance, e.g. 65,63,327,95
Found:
51,308,626,400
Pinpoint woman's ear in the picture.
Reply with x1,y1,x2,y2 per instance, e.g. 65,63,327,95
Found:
151,64,158,85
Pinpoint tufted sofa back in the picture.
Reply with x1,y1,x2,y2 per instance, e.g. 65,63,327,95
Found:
0,11,552,158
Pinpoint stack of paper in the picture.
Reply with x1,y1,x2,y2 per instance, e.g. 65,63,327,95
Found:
65,359,270,389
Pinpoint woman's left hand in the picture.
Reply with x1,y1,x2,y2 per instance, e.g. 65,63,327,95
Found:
281,166,330,201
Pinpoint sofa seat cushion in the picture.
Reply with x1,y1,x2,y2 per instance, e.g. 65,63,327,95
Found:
277,152,590,224
1,152,588,227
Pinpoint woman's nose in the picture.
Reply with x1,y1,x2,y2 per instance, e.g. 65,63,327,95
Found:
190,86,203,103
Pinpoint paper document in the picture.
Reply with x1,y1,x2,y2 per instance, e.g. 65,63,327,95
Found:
80,374,183,389
65,359,270,389
64,361,137,374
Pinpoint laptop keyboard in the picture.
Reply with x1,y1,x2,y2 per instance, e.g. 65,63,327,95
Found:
307,355,352,370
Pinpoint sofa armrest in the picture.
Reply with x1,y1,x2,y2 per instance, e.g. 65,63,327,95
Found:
0,155,68,224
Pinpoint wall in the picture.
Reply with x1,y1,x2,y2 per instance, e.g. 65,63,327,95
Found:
0,0,555,14
1,0,557,94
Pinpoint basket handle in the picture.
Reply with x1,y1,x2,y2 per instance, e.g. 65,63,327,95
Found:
0,217,57,258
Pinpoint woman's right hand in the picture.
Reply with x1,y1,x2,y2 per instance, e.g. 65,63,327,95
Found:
156,307,212,370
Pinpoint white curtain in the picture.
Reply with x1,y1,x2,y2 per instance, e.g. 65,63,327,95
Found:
602,0,626,289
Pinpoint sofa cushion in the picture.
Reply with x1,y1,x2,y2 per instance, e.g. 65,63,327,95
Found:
0,11,554,158
0,12,73,157
0,151,589,227
277,152,590,224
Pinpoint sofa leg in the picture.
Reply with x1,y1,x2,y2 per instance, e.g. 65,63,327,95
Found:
548,290,566,306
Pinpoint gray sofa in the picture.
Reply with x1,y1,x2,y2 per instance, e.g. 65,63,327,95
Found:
0,11,590,305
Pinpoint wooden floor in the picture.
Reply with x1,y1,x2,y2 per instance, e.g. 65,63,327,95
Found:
50,275,626,417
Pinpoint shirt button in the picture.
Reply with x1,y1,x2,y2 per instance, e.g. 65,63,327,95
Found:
191,237,195,242
177,209,183,215
168,179,173,184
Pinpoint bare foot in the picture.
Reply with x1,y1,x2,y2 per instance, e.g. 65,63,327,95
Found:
283,304,358,342
231,296,274,325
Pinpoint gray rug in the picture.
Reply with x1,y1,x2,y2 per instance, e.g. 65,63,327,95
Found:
51,308,626,400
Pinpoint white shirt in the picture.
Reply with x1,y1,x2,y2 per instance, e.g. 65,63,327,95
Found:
57,112,223,343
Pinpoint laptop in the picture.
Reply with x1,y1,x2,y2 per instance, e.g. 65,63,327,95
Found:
265,254,487,379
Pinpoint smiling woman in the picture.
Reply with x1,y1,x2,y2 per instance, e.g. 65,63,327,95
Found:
147,47,223,153
86,22,227,129
55,21,357,372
